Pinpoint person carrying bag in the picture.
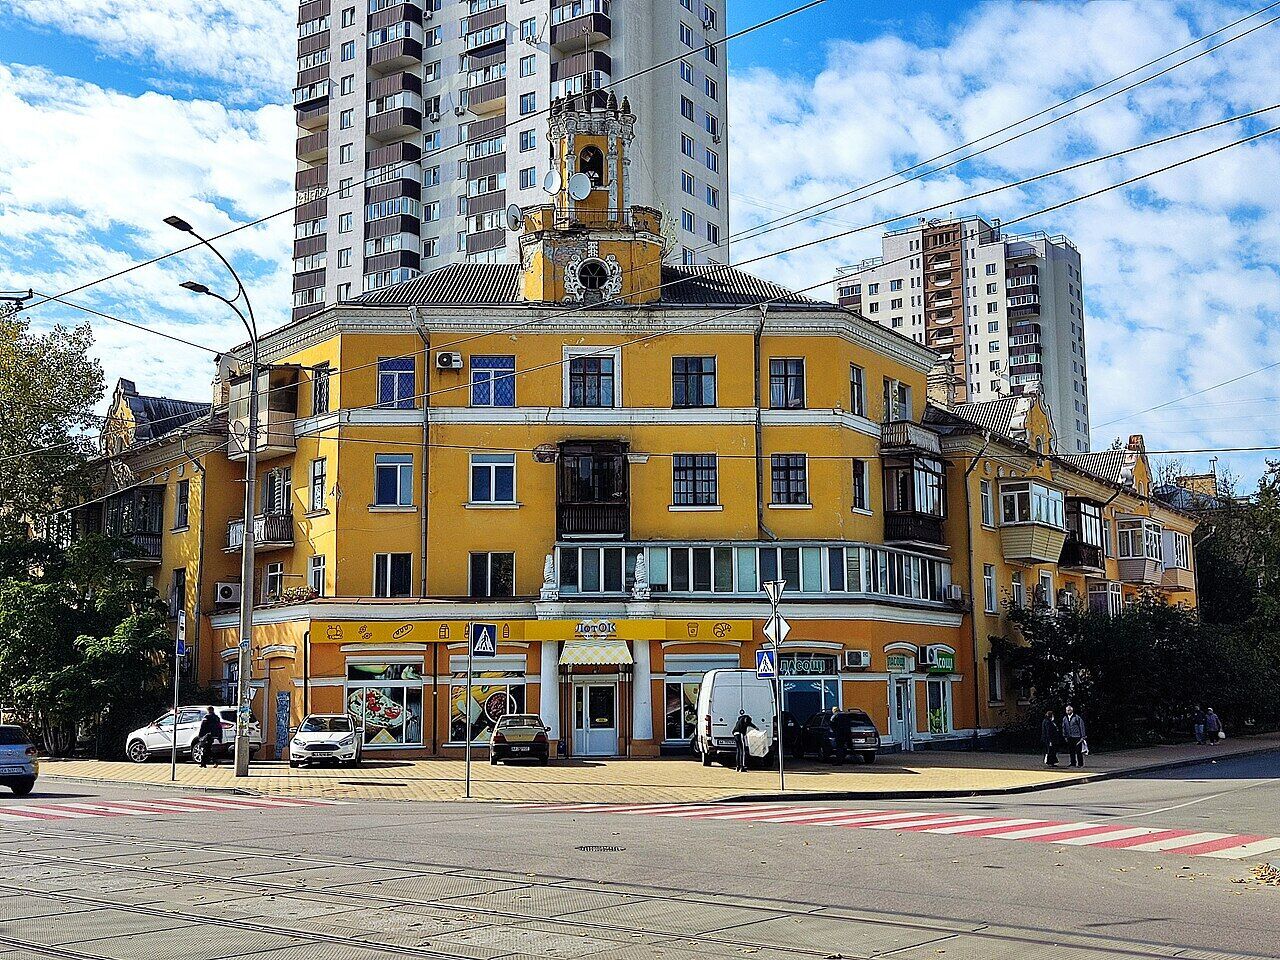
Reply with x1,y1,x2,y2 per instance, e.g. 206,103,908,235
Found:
1061,704,1087,768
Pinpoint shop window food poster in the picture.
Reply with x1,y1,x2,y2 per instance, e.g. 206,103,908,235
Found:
346,662,424,746
450,671,525,743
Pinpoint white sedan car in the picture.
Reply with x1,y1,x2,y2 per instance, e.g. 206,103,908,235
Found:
289,714,362,768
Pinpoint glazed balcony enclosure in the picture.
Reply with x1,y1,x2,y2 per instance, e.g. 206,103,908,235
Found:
1060,497,1106,574
102,485,165,566
1117,516,1164,585
999,480,1066,564
227,366,300,462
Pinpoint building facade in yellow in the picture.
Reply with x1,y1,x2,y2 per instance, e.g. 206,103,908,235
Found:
81,99,1196,761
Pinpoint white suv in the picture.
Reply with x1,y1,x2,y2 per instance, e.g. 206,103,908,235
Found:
289,714,361,768
126,707,263,764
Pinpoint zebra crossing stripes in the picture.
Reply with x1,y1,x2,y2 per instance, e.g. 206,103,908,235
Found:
0,794,346,824
515,802,1280,861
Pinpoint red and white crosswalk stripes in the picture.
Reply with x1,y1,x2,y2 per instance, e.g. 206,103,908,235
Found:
0,794,346,824
517,802,1280,861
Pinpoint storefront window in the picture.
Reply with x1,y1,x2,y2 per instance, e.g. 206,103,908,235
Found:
925,678,951,735
780,653,839,726
664,681,702,742
450,671,526,744
346,662,424,747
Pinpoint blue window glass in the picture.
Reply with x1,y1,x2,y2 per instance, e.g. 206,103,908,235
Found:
470,454,515,504
377,357,416,408
374,454,413,506
470,355,516,407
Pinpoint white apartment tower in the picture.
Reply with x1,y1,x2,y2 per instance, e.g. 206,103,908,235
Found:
837,217,1091,453
292,0,730,322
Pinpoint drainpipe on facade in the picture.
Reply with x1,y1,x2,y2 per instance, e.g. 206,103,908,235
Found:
754,304,776,541
180,435,207,689
411,308,431,598
964,432,991,749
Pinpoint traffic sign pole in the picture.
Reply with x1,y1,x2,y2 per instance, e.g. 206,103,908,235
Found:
465,629,473,799
169,611,186,783
464,623,498,799
762,582,788,793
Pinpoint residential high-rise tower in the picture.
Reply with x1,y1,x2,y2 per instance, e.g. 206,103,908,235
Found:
836,216,1090,453
292,0,730,321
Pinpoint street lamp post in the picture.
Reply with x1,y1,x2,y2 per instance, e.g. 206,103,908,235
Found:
763,579,787,792
167,215,260,779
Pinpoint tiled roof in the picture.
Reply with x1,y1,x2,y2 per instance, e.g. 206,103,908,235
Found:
949,397,1022,438
356,262,828,308
117,381,210,443
1061,450,1128,486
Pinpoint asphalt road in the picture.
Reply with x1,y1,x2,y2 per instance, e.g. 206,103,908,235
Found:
0,750,1276,960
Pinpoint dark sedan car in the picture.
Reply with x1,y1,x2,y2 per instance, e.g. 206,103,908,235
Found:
800,710,880,763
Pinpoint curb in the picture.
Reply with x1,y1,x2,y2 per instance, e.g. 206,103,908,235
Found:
713,741,1280,803
36,771,261,798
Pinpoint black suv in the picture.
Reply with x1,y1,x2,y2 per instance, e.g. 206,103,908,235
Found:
800,710,880,764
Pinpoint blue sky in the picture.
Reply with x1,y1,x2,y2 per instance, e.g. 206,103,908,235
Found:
1,0,1278,487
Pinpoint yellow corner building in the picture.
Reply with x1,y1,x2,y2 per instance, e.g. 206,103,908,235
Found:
78,98,1198,761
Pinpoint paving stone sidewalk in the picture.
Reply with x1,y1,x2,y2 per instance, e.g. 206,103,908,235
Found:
36,733,1280,804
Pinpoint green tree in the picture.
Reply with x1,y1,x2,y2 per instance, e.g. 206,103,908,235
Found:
0,536,170,756
0,315,104,525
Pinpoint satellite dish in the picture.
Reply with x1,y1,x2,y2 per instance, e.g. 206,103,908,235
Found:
505,204,523,232
567,172,592,201
542,168,562,195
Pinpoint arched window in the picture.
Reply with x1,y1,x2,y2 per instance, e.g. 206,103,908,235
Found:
579,145,605,185
578,259,609,291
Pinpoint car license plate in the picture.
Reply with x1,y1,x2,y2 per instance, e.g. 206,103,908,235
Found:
0,765,25,775
511,746,530,752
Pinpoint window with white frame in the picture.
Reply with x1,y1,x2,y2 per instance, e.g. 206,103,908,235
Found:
376,357,415,408
672,454,717,506
374,454,413,506
470,453,515,504
980,479,994,526
373,553,412,597
264,562,284,601
1117,518,1162,560
987,654,1003,703
308,555,326,596
1011,570,1024,609
1000,481,1064,528
851,459,870,511
983,564,996,613
1167,530,1191,569
565,347,619,407
1038,570,1054,608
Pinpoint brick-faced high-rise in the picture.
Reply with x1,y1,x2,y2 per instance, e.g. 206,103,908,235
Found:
292,0,731,321
836,216,1090,454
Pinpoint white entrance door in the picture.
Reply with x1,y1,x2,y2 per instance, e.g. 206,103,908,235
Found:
890,677,915,751
573,683,618,756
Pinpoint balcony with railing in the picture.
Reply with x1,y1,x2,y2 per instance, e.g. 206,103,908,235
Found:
103,485,165,567
226,513,294,552
368,106,422,142
368,37,423,72
296,131,328,162
558,440,629,540
551,0,611,50
1059,535,1105,574
880,420,942,455
466,77,506,115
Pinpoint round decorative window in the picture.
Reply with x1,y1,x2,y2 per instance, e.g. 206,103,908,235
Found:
578,259,610,292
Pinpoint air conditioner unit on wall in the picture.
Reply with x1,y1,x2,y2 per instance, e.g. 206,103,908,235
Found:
215,582,241,605
454,105,466,116
844,650,872,670
435,351,464,370
917,645,940,668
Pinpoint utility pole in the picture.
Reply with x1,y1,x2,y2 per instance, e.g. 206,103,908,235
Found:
167,215,260,779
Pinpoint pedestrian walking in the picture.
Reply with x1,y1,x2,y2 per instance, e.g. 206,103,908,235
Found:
1205,707,1223,745
1041,709,1060,766
196,706,223,768
1192,704,1206,745
731,711,758,773
1061,704,1087,768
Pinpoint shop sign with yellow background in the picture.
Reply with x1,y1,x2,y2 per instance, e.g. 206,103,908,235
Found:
311,618,752,645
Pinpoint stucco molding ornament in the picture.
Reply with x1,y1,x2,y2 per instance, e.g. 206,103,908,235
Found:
563,250,622,304
540,553,560,600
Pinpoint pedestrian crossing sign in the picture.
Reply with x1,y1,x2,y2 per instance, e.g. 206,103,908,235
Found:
471,622,498,658
755,648,777,679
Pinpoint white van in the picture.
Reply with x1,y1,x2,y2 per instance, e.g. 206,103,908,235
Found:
693,669,777,767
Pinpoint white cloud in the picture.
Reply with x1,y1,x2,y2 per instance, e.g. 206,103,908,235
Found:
4,0,293,101
728,0,1280,477
0,62,294,409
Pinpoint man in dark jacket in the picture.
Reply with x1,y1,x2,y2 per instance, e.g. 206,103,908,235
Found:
1061,704,1087,767
731,711,758,773
196,707,224,768
1041,709,1059,766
